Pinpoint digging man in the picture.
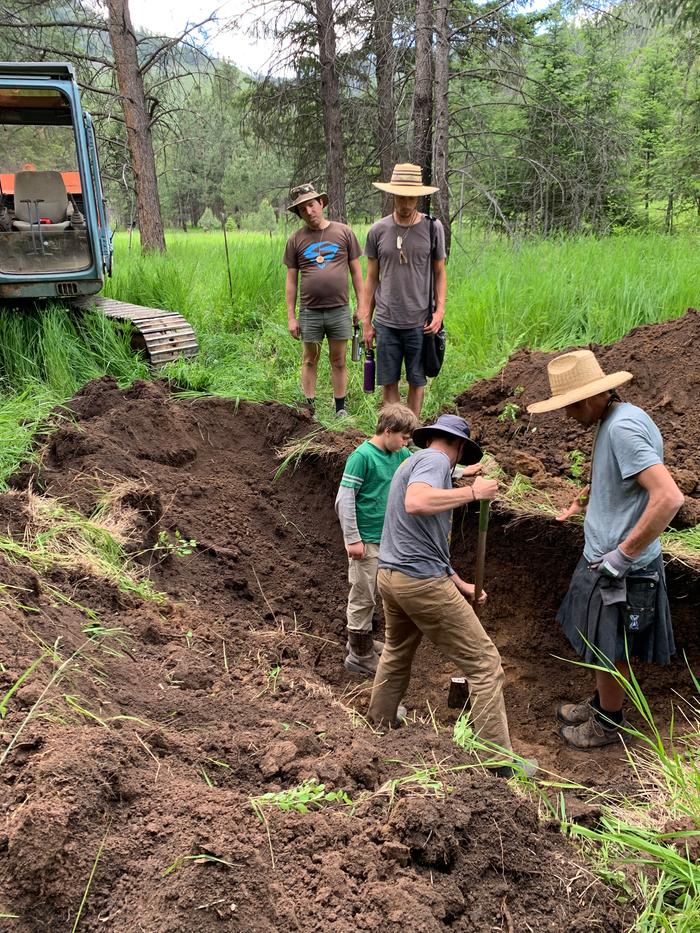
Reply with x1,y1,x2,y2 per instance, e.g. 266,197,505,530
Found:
528,350,684,749
284,183,364,417
367,414,535,778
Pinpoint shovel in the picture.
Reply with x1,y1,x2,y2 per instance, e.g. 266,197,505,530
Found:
473,498,491,605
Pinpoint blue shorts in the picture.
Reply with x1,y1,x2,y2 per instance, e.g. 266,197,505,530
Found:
375,322,426,387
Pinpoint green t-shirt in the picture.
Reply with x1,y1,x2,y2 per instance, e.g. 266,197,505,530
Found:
339,440,411,543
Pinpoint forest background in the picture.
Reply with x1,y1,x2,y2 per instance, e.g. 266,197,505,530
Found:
1,0,699,253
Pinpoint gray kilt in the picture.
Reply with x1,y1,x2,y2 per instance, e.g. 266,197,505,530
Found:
557,554,675,667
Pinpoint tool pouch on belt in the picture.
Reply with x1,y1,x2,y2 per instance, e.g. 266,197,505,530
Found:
620,570,659,635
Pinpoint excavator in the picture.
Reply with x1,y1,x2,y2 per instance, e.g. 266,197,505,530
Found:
0,61,198,366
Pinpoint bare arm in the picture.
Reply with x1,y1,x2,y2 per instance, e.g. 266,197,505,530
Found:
620,464,684,558
349,258,364,321
425,258,446,335
285,268,300,339
405,476,498,515
360,257,379,345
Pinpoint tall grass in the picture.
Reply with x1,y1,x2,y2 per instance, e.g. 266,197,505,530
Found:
106,230,700,431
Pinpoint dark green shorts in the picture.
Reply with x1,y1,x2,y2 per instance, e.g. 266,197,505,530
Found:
299,305,352,343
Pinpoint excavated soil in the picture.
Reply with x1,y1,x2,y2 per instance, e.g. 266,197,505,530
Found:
2,310,700,930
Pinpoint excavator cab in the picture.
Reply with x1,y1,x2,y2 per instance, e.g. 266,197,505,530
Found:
0,61,197,366
0,61,111,300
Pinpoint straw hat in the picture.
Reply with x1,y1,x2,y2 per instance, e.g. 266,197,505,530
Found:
527,350,633,414
287,183,328,215
373,163,438,196
413,414,483,465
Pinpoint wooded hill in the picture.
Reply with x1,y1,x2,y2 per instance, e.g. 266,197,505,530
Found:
1,1,699,250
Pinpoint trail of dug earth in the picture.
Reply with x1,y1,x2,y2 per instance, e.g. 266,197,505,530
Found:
0,377,646,930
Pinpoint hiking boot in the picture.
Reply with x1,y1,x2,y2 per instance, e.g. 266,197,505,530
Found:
346,637,383,655
559,715,629,750
492,757,539,780
344,630,379,676
556,696,595,726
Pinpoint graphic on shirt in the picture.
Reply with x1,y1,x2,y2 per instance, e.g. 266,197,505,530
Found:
303,241,340,267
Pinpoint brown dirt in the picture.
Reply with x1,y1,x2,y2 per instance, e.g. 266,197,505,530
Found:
1,318,698,930
454,307,700,525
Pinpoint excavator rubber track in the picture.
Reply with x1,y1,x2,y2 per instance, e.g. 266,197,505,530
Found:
74,296,198,367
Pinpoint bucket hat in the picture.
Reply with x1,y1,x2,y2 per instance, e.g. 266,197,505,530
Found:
373,163,438,196
413,414,483,465
527,350,633,414
287,182,328,215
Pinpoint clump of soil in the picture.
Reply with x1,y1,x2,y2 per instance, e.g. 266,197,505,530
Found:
455,308,700,524
0,378,636,931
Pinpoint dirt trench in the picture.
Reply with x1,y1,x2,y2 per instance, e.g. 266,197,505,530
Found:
0,356,697,930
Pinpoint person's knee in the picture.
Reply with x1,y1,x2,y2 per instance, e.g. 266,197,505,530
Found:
330,356,346,372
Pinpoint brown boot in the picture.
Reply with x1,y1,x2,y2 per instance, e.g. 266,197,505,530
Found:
344,630,378,676
559,715,629,750
556,696,595,726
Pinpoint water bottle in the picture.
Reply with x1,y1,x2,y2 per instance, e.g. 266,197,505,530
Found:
363,346,375,393
351,324,361,362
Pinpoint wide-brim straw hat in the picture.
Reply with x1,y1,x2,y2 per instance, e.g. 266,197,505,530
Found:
287,183,328,215
413,414,483,465
373,162,438,196
527,350,633,414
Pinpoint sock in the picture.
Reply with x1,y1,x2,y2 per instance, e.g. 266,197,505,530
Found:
592,694,623,727
335,396,346,413
305,396,315,407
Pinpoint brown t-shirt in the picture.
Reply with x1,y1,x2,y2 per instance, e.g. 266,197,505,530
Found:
283,221,361,309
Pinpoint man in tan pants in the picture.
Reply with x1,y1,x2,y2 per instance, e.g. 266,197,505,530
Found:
367,414,535,777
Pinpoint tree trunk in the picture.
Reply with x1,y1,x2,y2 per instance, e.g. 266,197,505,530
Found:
106,0,166,252
316,0,346,222
374,0,396,216
433,0,450,255
411,0,433,213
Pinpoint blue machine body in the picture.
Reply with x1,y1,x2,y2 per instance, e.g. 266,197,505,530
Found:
0,62,113,301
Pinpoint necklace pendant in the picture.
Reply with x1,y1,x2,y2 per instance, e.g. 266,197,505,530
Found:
316,255,325,265
399,250,408,265
396,235,403,250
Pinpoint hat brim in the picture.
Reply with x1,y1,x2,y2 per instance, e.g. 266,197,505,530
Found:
373,181,438,196
288,192,328,215
412,427,483,465
526,372,634,414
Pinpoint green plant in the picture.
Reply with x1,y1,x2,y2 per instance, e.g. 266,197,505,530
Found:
250,779,353,820
71,823,110,932
0,653,47,719
497,401,520,422
154,529,197,558
568,448,586,483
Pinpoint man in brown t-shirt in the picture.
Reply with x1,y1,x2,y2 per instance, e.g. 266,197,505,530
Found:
284,183,363,416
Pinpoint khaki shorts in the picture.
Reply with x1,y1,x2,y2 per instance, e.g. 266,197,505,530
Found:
299,305,352,343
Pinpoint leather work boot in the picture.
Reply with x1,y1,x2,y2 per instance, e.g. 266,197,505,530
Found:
559,714,630,750
344,630,379,676
556,696,595,726
346,638,383,655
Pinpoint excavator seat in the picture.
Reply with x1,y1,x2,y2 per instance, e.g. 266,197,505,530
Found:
12,170,71,232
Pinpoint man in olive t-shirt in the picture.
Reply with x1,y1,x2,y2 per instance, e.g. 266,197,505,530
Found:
284,183,364,417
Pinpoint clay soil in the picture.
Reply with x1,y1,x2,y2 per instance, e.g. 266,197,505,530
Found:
1,313,699,930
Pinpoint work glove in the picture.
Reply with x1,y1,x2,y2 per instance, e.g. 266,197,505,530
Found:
595,546,634,580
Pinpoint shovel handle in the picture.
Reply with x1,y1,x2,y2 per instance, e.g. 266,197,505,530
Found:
473,499,491,604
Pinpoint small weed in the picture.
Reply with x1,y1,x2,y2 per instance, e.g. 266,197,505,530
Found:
267,664,281,692
71,822,110,932
497,401,520,422
0,653,47,719
568,448,586,484
200,767,214,788
250,779,353,820
155,529,197,558
513,385,525,397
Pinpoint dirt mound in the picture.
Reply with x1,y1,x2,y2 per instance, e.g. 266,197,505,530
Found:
455,308,700,522
0,378,634,930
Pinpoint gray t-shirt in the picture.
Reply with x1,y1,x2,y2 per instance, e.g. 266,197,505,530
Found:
584,402,663,570
365,214,446,329
379,448,455,578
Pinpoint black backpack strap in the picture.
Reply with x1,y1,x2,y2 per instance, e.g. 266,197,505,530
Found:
427,214,436,324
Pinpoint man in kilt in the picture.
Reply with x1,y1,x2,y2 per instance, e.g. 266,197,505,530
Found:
528,350,684,749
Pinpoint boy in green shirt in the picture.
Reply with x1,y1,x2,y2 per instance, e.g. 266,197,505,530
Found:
335,403,419,674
